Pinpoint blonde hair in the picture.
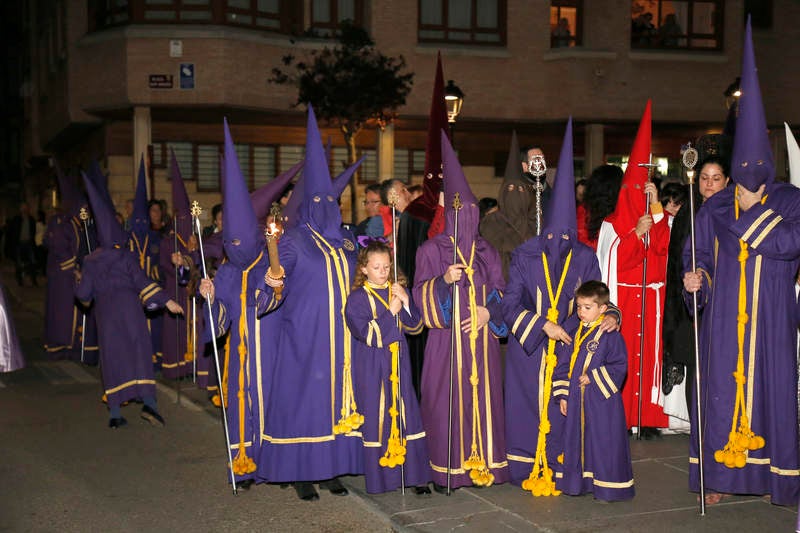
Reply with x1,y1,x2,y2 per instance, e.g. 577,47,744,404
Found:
352,241,407,291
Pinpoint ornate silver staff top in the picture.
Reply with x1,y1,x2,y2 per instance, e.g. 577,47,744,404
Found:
682,143,699,184
528,154,546,236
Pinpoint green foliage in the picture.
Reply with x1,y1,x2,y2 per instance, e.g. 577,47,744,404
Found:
270,21,414,137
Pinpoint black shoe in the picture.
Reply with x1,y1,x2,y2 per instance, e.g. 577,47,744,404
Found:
319,477,348,496
433,483,456,495
140,405,165,426
414,485,432,496
235,479,254,490
641,427,661,440
109,417,128,429
294,482,319,501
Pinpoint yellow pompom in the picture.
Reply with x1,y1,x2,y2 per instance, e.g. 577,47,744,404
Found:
542,485,552,497
522,479,532,491
734,453,746,468
469,469,479,481
379,457,389,467
736,433,750,450
752,436,765,449
557,453,564,464
540,420,551,434
184,352,194,362
211,394,221,407
724,453,736,468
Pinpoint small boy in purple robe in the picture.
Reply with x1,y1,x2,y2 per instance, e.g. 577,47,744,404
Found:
553,280,634,501
344,240,431,494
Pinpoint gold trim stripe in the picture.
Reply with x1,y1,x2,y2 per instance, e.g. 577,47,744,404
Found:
105,379,156,395
518,314,540,346
507,453,535,463
750,215,782,249
740,209,774,241
592,368,610,399
600,366,618,394
581,471,635,488
689,456,799,475
511,310,529,336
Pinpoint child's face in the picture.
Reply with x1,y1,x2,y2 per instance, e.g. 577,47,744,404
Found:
576,296,607,324
361,251,391,286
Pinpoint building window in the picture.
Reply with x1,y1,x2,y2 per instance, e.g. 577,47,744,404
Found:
167,141,195,179
418,0,506,46
310,0,364,35
550,1,581,48
393,148,426,182
196,144,221,192
631,0,723,51
89,0,302,34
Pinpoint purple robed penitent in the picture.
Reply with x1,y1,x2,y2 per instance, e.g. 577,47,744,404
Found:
345,285,430,493
683,18,800,506
44,168,98,364
552,317,633,501
412,131,509,488
502,239,603,483
76,248,169,408
254,106,362,482
76,171,170,410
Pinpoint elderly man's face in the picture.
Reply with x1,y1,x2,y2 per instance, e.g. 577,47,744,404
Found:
363,190,381,217
521,148,545,174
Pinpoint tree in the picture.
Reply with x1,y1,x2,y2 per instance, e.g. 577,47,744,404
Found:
270,21,414,223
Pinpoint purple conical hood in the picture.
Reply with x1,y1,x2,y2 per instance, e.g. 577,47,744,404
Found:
170,150,193,243
281,165,305,230
131,155,150,240
332,156,365,198
81,170,128,248
731,17,774,192
222,118,262,267
87,159,113,209
55,162,86,217
298,105,342,241
543,118,576,235
441,129,480,248
251,160,304,222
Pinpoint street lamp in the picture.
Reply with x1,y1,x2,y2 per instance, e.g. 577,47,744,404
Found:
444,79,465,142
724,77,741,110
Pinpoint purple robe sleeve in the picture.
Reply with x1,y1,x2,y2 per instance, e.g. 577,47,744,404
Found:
502,253,548,355
345,289,405,349
400,295,424,335
74,261,94,307
682,206,714,312
589,332,627,401
128,253,170,311
552,332,574,401
412,242,453,329
730,198,800,260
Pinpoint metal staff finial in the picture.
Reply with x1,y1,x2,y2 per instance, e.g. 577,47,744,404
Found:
529,154,546,236
446,190,463,495
191,202,239,495
681,141,706,516
79,207,89,221
452,191,463,211
78,206,92,364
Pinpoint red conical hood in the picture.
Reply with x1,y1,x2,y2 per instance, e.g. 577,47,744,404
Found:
610,100,652,234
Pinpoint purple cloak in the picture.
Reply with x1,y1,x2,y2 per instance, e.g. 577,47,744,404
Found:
44,214,98,364
685,184,800,505
412,232,509,488
255,226,363,482
553,318,634,501
502,237,603,484
345,284,430,493
128,228,165,370
74,247,170,409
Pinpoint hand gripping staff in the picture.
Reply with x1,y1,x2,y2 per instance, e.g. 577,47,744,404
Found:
682,144,706,515
78,207,92,364
191,201,238,495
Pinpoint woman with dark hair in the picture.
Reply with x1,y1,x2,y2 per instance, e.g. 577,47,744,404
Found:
578,165,623,250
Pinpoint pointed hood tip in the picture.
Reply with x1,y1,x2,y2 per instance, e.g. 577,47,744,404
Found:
543,118,576,234
731,15,774,191
81,170,127,248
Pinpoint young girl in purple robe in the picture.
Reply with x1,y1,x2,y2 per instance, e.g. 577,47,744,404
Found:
553,280,634,501
344,240,432,495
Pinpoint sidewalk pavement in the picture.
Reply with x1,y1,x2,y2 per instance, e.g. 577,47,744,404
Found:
3,263,797,532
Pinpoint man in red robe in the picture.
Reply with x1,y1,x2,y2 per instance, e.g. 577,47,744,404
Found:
596,100,668,435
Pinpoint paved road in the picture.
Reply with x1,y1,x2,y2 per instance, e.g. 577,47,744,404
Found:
1,266,797,532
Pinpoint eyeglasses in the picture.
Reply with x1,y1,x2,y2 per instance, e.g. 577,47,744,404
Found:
362,200,381,205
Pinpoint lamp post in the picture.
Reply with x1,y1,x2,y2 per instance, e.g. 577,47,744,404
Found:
444,79,465,145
